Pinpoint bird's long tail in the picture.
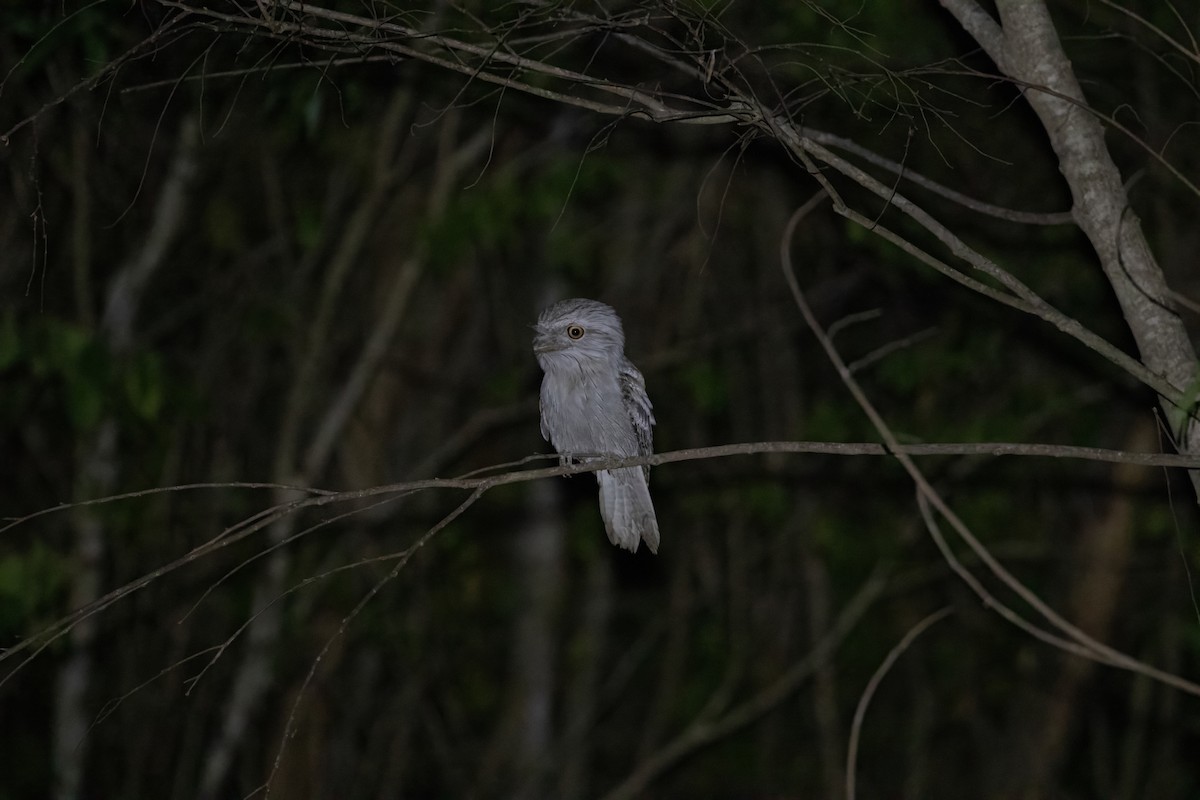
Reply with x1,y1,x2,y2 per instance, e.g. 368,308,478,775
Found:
596,468,660,554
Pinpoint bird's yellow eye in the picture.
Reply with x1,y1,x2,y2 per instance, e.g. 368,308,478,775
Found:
567,324,585,340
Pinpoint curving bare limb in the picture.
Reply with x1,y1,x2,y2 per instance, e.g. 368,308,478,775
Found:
54,115,199,800
1096,0,1200,67
4,431,1196,701
940,0,1200,488
599,569,888,800
117,0,1198,438
772,131,1185,405
780,197,1200,699
846,607,952,800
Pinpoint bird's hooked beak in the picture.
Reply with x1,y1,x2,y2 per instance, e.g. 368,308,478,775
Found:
533,331,562,354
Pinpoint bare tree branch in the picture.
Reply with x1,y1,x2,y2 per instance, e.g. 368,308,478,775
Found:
779,134,1185,406
780,198,1200,699
846,607,952,800
599,569,888,800
800,126,1073,225
7,438,1200,538
54,116,199,800
1096,0,1200,67
941,0,1200,494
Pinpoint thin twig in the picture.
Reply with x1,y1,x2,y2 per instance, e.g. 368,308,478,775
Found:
779,196,1200,699
263,486,486,797
8,439,1200,535
846,607,952,800
600,568,888,800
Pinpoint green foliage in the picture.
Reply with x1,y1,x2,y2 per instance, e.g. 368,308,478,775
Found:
3,4,118,74
804,395,859,441
680,360,728,415
423,164,522,264
0,312,173,432
260,72,340,143
422,154,620,270
740,483,791,526
0,309,18,369
122,352,165,422
0,541,68,638
203,195,248,254
294,199,324,252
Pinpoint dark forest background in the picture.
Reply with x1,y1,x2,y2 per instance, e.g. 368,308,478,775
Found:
2,1,1200,798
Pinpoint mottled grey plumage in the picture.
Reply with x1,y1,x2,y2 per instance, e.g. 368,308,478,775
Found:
534,298,660,553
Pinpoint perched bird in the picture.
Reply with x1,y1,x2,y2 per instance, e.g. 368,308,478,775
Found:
533,298,660,553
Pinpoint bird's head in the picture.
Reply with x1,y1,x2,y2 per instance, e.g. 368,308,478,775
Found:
533,298,626,370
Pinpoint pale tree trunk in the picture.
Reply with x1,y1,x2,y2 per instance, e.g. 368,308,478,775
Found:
196,97,490,798
197,92,413,800
55,117,198,800
804,553,845,797
559,553,613,800
511,478,567,800
504,279,573,799
939,0,1200,477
